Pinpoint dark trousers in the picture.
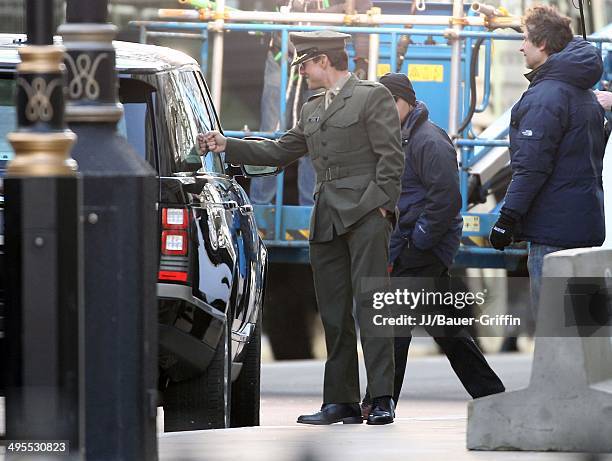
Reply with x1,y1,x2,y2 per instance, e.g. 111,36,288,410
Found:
310,211,395,404
365,249,505,405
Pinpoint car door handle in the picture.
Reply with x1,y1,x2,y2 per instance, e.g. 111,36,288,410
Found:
220,200,238,210
239,204,253,215
192,201,238,211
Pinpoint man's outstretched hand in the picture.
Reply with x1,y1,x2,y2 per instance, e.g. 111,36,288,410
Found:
197,131,227,154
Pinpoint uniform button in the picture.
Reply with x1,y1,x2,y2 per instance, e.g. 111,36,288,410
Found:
321,124,326,131
322,155,328,160
321,140,327,146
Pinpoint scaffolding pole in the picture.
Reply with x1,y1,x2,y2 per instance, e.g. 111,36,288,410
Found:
158,7,522,29
448,0,464,138
367,32,379,80
210,0,225,111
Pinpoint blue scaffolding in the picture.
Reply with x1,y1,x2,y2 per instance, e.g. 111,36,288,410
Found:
131,4,612,270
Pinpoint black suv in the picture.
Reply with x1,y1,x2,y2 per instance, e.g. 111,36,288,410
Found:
0,35,272,431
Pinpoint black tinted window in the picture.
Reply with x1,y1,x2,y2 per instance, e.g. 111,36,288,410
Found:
0,77,16,167
118,78,157,168
0,76,156,170
0,76,157,169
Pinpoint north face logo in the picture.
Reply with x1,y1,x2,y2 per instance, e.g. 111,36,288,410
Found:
521,129,533,137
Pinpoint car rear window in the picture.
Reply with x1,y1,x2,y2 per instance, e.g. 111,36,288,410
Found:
0,75,156,170
118,77,157,168
0,77,16,169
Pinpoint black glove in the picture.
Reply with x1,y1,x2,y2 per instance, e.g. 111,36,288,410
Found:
489,212,516,250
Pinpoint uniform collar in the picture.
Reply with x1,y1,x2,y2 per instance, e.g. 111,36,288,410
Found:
326,72,352,97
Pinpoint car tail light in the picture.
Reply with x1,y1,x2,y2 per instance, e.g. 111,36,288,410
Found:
159,207,189,283
161,230,188,256
162,208,188,229
158,270,188,282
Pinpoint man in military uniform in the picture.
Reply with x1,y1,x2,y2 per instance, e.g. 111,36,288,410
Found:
199,30,404,425
252,0,372,207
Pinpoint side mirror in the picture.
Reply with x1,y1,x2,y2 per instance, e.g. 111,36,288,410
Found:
241,164,282,177
235,136,282,178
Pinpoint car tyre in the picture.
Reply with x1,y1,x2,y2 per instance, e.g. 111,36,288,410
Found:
164,320,231,431
230,316,261,427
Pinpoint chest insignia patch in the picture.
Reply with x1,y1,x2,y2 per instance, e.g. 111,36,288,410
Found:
308,116,320,123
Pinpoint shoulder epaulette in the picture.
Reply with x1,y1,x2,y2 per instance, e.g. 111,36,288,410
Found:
307,92,325,102
356,80,379,87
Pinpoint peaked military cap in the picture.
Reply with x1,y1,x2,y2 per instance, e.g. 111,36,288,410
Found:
290,30,350,66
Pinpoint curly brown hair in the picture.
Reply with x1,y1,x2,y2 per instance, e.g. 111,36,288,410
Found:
523,5,573,54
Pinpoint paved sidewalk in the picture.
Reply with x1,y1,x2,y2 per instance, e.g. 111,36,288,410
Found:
160,402,611,461
159,354,612,460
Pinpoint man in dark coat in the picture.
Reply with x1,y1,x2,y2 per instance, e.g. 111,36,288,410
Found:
489,5,606,314
362,73,505,414
200,31,404,425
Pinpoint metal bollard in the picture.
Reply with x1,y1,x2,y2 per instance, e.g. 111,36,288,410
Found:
4,0,82,458
59,1,158,459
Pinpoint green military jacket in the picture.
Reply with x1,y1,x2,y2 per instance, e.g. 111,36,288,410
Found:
225,74,404,242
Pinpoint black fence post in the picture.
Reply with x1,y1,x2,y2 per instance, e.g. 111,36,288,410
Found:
4,0,83,458
58,1,159,459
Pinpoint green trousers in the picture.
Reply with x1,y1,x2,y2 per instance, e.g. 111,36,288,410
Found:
309,210,395,403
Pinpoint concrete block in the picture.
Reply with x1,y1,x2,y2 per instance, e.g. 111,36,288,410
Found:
467,248,612,452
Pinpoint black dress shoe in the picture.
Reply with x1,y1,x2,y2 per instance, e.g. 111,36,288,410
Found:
366,396,395,425
297,403,363,425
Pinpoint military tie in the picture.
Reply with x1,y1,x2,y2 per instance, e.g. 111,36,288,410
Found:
325,89,335,110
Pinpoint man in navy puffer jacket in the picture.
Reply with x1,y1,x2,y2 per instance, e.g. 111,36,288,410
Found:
490,5,606,314
362,73,505,414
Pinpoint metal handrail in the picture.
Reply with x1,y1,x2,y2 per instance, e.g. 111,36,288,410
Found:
132,20,612,42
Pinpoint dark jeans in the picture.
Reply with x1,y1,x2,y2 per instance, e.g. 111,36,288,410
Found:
364,247,505,406
527,243,566,318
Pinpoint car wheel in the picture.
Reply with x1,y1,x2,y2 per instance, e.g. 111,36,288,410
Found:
230,316,261,427
163,320,231,431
